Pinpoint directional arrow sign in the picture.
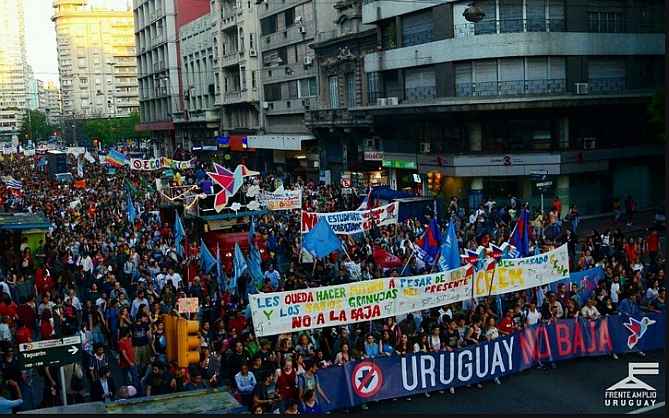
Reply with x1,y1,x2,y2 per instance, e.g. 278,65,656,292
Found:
19,335,83,370
530,170,548,181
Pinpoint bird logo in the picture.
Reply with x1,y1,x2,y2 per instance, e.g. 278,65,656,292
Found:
623,317,655,348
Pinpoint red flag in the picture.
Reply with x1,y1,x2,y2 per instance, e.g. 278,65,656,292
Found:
373,244,403,268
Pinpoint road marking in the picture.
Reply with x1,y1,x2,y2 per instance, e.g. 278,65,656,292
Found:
626,401,665,414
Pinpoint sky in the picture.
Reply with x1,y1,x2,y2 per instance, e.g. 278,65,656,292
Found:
25,0,131,86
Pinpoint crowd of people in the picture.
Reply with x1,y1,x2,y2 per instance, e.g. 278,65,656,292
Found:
0,149,664,413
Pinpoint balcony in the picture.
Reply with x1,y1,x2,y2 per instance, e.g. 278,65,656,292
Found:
456,79,567,97
304,108,374,129
454,18,566,38
221,51,240,67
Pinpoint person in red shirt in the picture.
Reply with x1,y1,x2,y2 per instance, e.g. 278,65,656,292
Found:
0,294,18,330
16,295,37,340
497,308,519,336
646,228,662,266
118,327,139,389
35,268,55,297
14,318,32,344
228,309,248,337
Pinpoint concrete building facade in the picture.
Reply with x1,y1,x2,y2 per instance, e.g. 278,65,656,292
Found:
52,0,140,125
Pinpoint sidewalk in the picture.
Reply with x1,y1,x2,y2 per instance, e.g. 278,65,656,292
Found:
576,209,658,238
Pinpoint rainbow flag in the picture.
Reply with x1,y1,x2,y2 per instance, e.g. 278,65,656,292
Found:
105,148,129,167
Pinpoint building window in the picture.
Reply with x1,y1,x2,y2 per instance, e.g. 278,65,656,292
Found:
260,15,277,36
298,77,317,97
402,10,434,47
367,72,380,104
328,76,339,108
588,11,624,33
264,83,281,101
251,71,257,89
346,73,356,108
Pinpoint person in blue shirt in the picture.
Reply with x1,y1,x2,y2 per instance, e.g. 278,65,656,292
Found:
617,289,643,317
0,380,22,414
363,333,382,358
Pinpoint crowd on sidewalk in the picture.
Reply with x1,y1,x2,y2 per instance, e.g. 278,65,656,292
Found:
0,150,664,413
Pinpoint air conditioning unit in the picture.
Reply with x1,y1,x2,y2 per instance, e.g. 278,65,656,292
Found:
299,26,307,34
582,138,596,150
261,101,269,109
303,56,313,66
249,49,257,57
419,142,431,153
365,139,376,148
387,97,399,105
574,83,589,95
376,98,387,106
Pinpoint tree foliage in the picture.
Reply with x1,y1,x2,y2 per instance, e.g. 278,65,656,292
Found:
83,111,150,146
646,86,665,142
18,109,58,143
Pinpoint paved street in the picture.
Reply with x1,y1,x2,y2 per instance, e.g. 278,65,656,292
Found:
354,349,665,415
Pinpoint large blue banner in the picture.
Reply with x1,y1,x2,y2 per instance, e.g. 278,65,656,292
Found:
318,312,665,411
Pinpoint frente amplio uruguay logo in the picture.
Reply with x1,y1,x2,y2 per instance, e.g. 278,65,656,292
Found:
605,363,659,408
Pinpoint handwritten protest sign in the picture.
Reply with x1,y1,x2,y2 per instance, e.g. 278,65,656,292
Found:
259,189,302,211
177,297,199,315
250,245,570,337
130,157,197,171
300,202,400,235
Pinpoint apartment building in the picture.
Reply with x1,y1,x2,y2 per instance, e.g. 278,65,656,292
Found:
52,0,140,127
45,82,63,126
134,0,210,157
247,0,338,175
0,0,31,141
350,0,664,214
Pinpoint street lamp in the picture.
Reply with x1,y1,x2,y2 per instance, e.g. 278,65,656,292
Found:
463,3,485,23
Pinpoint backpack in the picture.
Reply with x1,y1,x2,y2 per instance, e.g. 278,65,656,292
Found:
70,362,86,391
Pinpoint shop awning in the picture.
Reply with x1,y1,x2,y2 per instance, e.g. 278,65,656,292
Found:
246,134,316,150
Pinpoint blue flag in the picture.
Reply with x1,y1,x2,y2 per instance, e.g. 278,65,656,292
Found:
126,192,136,223
216,242,226,293
37,155,47,168
247,255,264,298
174,210,186,257
199,239,216,274
438,220,461,272
509,207,531,257
231,242,248,296
418,216,442,266
301,217,342,259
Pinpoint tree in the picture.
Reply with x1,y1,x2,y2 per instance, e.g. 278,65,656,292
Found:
83,119,111,145
117,111,150,140
646,86,664,143
18,109,57,143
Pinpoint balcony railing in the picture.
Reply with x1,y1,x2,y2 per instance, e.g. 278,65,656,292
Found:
405,86,436,101
588,77,625,93
456,79,567,97
454,18,566,37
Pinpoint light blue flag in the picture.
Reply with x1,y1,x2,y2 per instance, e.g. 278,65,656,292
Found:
126,192,136,223
174,210,186,257
216,242,226,293
37,155,47,168
247,256,264,298
199,239,216,274
301,217,342,259
231,242,248,296
438,220,461,272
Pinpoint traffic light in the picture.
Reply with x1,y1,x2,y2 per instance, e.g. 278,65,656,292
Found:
427,171,435,192
163,314,178,364
176,317,201,368
433,171,443,194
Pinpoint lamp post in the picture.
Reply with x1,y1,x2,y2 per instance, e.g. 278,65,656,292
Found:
463,3,485,23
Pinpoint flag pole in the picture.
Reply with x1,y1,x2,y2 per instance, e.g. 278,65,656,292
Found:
400,252,415,276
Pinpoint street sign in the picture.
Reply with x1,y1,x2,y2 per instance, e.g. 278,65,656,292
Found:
19,335,82,369
535,180,553,192
530,170,548,181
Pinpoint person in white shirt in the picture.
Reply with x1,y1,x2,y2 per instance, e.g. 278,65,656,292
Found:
524,302,543,326
580,298,601,321
165,268,183,288
610,275,622,308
